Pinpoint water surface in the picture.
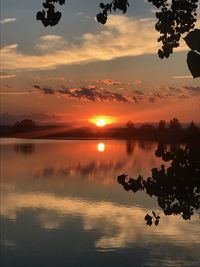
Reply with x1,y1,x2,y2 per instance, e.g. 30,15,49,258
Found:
1,138,199,267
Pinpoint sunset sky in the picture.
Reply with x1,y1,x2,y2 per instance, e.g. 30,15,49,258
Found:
1,0,200,125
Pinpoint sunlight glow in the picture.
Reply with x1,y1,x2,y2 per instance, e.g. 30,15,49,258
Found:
97,143,105,152
96,118,106,127
89,116,115,127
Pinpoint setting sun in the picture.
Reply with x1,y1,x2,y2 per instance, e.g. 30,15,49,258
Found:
89,116,115,127
96,118,106,127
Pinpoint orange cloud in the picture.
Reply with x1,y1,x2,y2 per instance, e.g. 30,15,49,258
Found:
134,80,142,86
96,79,122,85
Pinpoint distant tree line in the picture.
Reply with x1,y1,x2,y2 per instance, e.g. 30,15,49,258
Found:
13,119,36,132
0,117,199,140
125,118,199,140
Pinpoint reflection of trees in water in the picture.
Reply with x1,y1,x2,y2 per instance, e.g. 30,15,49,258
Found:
34,159,127,179
126,140,155,156
138,140,154,151
14,143,35,155
118,141,200,225
126,140,136,155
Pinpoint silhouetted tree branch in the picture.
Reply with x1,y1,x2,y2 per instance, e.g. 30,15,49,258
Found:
117,140,200,226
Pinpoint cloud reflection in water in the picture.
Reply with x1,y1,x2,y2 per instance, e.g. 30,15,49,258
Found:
1,192,199,251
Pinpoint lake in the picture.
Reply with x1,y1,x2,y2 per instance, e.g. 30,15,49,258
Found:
0,138,200,267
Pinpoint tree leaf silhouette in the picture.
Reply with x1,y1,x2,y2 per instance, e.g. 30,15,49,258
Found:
187,50,200,78
184,28,200,52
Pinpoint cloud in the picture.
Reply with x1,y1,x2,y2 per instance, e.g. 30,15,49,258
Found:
0,15,188,71
34,85,55,95
96,79,122,86
34,85,130,103
76,12,83,16
32,75,68,82
134,80,142,86
133,90,144,95
34,83,200,104
183,86,200,91
35,35,67,52
182,86,200,94
172,75,193,79
0,18,16,24
0,92,30,95
0,72,16,79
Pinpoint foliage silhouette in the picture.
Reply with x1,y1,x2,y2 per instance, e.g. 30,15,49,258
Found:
186,121,200,136
14,119,36,132
117,140,200,225
36,0,65,26
96,0,129,24
158,120,166,132
37,0,200,77
184,28,200,77
125,120,135,138
126,120,135,129
169,117,181,131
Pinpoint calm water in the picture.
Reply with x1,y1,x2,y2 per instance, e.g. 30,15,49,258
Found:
0,138,199,267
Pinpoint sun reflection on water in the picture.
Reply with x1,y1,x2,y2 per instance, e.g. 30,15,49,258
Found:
97,142,105,152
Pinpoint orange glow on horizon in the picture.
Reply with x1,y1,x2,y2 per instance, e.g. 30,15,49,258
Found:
89,116,116,127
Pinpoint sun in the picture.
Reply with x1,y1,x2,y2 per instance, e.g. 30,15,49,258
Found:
89,116,115,127
96,118,106,127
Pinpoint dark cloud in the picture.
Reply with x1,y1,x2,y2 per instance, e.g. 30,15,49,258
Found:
132,96,140,103
133,90,144,95
34,85,55,94
33,84,200,105
183,86,200,94
35,85,130,103
168,86,182,93
148,96,157,103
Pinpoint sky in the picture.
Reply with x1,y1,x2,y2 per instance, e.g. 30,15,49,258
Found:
0,0,200,125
